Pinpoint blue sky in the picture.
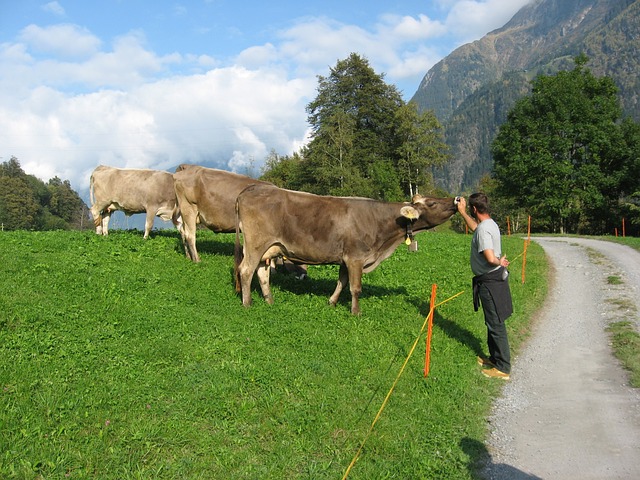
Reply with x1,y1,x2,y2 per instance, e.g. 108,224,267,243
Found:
0,0,531,200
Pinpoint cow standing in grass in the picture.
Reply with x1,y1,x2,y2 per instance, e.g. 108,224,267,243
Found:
235,184,459,315
172,164,272,262
89,165,181,239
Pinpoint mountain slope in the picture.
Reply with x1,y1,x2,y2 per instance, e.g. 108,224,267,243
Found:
411,0,640,193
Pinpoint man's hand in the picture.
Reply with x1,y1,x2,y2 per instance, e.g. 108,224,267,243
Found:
457,196,467,214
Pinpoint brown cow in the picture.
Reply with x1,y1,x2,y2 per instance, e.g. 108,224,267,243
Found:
234,184,459,314
89,165,181,239
173,164,272,262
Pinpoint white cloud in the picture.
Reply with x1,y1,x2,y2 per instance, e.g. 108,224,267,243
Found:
278,18,376,72
445,0,532,42
387,46,443,86
42,1,65,17
0,12,462,195
243,15,445,95
379,14,447,41
19,24,101,58
3,27,183,95
235,43,278,69
0,63,312,195
1,0,534,198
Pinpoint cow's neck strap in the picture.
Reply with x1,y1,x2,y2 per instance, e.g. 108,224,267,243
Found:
405,219,415,245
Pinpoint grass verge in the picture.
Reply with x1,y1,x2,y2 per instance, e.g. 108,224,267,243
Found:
606,321,640,388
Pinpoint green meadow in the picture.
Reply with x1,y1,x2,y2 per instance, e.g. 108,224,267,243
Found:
1,229,546,479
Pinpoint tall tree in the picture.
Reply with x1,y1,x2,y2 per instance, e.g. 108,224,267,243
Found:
0,157,24,178
48,177,88,228
260,150,305,190
395,103,448,196
492,55,633,234
263,53,450,200
304,53,405,198
618,118,640,232
0,177,40,230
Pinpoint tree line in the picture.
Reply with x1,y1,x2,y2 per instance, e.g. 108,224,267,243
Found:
261,53,640,236
260,53,449,200
489,54,640,235
0,157,89,231
2,53,638,235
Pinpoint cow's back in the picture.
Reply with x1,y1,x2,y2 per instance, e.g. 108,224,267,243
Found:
91,166,175,212
174,166,270,233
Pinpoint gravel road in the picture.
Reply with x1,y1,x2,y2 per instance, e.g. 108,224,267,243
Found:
481,237,640,480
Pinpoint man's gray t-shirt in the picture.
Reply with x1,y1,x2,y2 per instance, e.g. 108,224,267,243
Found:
470,218,502,276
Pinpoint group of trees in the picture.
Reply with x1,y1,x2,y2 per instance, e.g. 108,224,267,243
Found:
261,53,449,200
2,53,638,235
262,53,640,236
490,54,640,235
0,157,89,231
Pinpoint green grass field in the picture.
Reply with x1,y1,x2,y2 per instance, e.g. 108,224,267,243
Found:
1,228,547,479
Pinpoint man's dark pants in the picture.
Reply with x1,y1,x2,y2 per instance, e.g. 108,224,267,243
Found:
479,283,511,374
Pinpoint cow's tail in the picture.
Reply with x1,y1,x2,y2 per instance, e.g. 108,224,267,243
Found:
234,197,244,294
89,172,101,228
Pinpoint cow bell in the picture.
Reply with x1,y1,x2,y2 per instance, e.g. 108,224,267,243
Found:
408,239,418,252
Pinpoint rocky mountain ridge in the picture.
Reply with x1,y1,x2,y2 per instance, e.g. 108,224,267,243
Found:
411,0,640,193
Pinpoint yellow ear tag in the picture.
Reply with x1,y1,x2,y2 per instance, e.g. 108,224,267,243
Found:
405,237,411,245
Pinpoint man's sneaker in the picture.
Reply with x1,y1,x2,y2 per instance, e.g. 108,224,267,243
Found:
477,356,496,368
481,368,510,380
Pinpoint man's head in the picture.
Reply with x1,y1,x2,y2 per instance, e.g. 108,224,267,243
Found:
469,192,490,219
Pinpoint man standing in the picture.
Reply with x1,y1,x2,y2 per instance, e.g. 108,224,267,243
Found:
458,193,513,380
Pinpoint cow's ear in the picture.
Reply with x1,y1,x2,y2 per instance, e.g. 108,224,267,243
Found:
411,194,425,204
401,206,419,220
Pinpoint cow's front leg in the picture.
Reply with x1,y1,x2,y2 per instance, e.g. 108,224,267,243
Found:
256,260,274,304
143,211,154,239
347,262,364,315
329,264,349,308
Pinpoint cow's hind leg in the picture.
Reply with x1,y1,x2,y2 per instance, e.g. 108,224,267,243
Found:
180,204,200,262
90,205,103,235
101,211,111,236
238,253,261,307
329,264,349,308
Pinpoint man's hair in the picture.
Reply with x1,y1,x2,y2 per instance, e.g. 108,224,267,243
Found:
469,192,489,215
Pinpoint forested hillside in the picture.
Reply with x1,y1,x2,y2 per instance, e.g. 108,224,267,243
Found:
0,157,89,231
411,0,640,193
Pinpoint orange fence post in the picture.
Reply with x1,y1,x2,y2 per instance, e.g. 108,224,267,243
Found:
507,216,511,236
521,239,528,284
424,284,437,378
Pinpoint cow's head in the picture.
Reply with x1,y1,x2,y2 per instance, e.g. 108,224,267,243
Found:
400,194,459,231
